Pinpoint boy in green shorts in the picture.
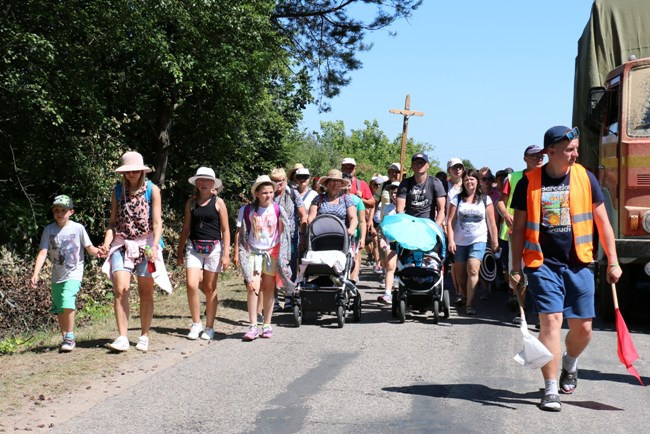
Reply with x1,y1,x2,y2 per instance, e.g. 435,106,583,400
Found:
31,195,99,352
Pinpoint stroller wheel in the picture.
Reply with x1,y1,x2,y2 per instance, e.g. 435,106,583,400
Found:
336,305,345,328
442,289,450,319
352,294,361,322
293,305,302,327
432,300,440,324
397,299,406,323
391,290,398,318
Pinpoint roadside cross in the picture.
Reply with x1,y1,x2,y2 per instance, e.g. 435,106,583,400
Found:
389,95,425,177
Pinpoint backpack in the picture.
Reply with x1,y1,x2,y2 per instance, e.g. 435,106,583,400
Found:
115,180,165,248
350,178,362,195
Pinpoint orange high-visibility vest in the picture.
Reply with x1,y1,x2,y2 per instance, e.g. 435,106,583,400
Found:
523,164,593,267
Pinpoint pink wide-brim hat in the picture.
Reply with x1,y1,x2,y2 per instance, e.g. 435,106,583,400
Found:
115,151,152,173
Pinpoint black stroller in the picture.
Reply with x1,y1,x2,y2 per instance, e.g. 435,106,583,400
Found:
293,214,360,327
390,221,449,324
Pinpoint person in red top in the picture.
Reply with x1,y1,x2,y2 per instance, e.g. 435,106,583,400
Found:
341,157,374,208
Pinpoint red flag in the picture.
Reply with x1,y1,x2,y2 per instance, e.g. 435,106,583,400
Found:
611,283,644,385
615,308,644,385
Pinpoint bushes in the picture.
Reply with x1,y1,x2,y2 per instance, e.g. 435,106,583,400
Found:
0,204,187,340
0,247,112,339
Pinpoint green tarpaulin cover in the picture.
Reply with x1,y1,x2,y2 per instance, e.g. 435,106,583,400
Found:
573,0,650,170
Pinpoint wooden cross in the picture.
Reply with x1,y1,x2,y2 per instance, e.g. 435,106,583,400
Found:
389,95,425,177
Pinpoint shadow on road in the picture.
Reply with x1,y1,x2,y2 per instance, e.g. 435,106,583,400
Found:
383,383,540,410
383,382,626,411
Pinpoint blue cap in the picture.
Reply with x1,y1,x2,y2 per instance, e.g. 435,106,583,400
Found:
411,153,429,163
543,126,572,150
524,144,543,156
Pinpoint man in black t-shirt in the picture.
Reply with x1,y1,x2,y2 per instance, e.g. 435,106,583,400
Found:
396,153,447,227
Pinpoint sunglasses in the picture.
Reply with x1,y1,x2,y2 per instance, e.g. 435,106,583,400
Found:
481,177,492,182
295,175,310,180
554,127,580,145
526,154,545,159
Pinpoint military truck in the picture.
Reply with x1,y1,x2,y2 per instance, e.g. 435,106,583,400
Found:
573,0,650,321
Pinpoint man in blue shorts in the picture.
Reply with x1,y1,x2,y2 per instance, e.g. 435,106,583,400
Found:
510,126,621,412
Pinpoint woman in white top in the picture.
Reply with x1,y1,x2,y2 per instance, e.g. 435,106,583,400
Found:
446,169,499,315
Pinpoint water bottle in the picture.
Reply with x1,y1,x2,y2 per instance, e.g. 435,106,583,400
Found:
144,246,156,273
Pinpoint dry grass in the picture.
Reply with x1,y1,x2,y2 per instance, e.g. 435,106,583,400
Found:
0,270,249,427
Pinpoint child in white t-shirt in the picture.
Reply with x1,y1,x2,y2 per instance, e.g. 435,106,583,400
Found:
30,195,99,352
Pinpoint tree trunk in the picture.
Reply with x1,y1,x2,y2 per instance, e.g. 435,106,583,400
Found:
150,86,177,185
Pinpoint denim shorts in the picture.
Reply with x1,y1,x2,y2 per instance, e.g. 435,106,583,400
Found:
110,248,151,277
524,262,595,318
454,242,486,263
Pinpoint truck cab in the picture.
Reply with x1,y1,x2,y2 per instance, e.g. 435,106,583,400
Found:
590,57,650,320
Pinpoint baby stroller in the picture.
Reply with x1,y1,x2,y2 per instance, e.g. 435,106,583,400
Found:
293,214,360,328
380,214,448,324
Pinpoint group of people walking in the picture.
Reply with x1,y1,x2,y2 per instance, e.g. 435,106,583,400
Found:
30,124,622,412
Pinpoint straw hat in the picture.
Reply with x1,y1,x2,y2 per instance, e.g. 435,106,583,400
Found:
250,175,277,197
188,167,223,192
115,151,152,173
480,247,497,282
287,163,304,181
318,169,351,188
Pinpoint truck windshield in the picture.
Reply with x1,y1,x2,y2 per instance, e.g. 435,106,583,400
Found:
627,65,650,137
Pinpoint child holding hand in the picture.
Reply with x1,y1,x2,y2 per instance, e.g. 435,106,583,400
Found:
31,195,99,352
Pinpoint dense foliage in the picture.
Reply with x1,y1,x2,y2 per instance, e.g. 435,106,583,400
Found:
284,119,437,179
1,0,421,252
1,1,422,337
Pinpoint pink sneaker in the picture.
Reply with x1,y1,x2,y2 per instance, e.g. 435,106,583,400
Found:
261,325,273,339
243,325,260,341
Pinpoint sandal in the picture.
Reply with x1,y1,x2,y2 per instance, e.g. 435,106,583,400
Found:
560,368,578,394
466,306,477,315
539,393,561,412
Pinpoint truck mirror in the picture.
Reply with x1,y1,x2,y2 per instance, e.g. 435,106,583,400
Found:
588,87,607,126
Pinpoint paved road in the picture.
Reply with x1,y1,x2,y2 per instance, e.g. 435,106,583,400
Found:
53,266,650,433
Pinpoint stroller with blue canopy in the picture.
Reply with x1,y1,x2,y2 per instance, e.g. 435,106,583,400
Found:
380,214,448,324
292,214,360,327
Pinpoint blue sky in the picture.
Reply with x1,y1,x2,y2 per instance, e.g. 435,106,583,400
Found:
300,0,595,174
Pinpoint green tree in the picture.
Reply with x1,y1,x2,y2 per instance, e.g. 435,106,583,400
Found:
284,119,436,180
1,0,423,251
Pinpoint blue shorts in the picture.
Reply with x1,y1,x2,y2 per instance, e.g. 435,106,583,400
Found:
110,249,151,277
524,262,595,318
454,242,486,263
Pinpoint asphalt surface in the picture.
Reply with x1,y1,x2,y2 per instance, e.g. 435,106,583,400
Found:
52,265,650,433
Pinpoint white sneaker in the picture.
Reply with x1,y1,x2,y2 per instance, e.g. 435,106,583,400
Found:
187,322,203,340
107,336,129,352
200,328,214,340
135,335,149,352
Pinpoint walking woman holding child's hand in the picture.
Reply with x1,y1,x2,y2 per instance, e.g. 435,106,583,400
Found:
99,151,171,352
